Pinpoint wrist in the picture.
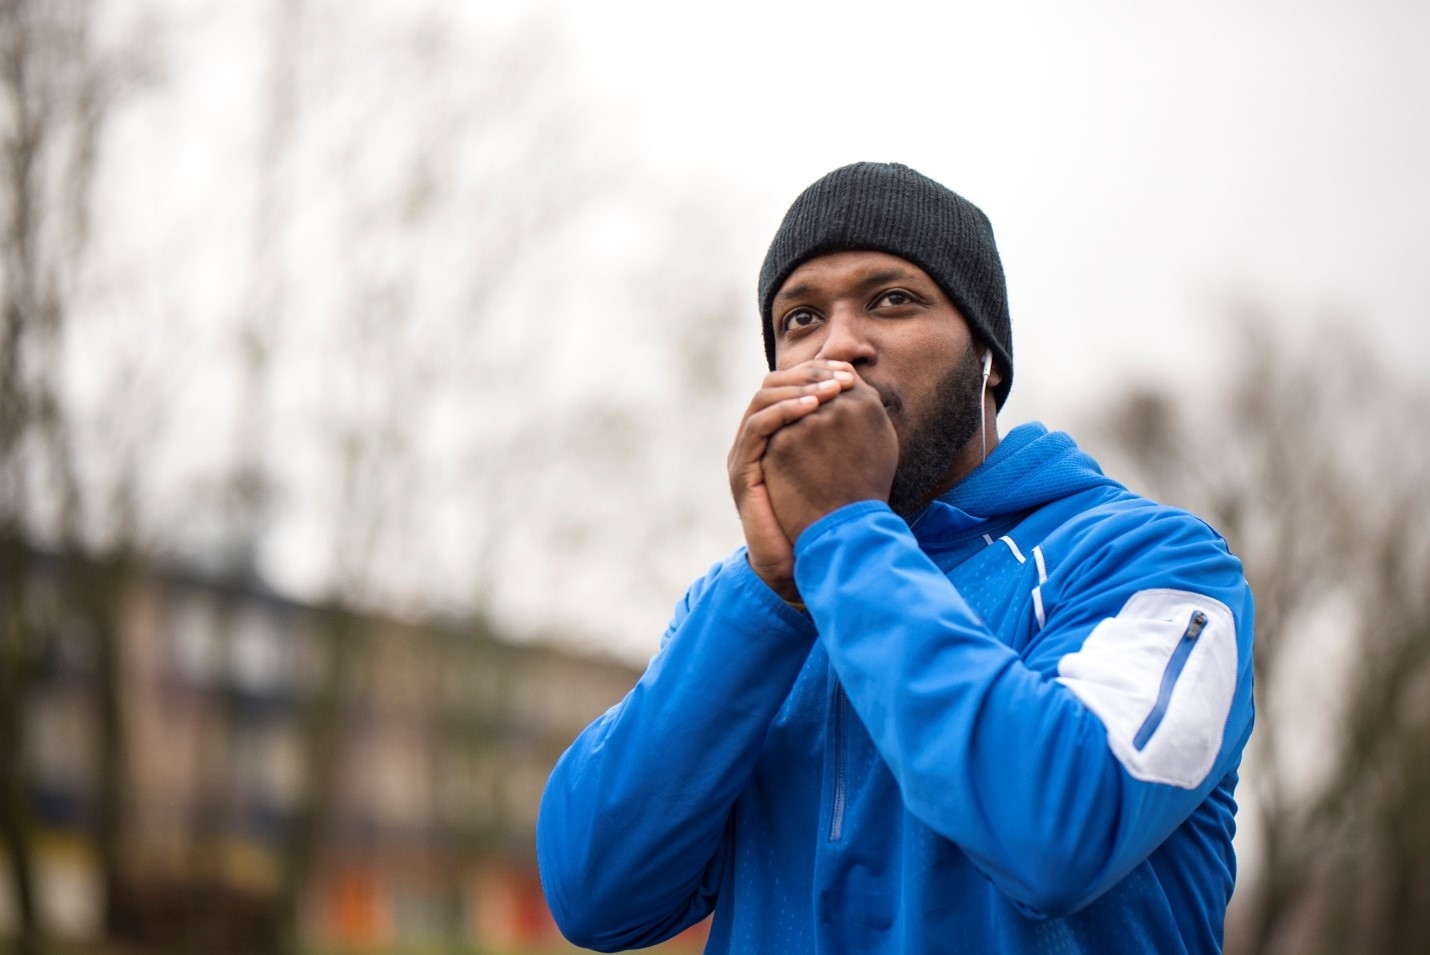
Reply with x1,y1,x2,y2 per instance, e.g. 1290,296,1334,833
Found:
744,555,802,605
767,577,803,605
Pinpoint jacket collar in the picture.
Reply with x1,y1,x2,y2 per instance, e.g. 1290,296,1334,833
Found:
908,423,1122,543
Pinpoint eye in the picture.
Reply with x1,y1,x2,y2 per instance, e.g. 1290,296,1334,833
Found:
780,307,820,334
872,289,919,309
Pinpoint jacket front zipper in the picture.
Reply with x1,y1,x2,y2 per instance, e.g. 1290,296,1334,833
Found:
829,682,847,841
1133,610,1208,751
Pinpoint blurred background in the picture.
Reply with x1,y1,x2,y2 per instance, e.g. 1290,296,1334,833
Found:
1,0,1427,953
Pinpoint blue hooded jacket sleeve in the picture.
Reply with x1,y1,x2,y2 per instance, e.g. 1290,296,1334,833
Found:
793,496,1255,918
539,424,1252,951
536,550,815,950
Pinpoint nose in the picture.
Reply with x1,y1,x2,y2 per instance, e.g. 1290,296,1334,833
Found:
814,308,876,366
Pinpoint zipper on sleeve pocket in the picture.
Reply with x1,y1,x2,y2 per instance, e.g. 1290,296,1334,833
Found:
829,683,847,841
1132,610,1208,751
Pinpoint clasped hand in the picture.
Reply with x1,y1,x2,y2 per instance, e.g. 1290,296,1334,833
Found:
727,360,899,601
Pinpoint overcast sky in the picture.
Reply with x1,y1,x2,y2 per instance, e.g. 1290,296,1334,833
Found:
559,0,1430,428
485,0,1430,660
109,0,1430,664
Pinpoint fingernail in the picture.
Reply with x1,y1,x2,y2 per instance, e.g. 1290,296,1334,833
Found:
799,395,817,406
833,371,854,383
814,378,839,391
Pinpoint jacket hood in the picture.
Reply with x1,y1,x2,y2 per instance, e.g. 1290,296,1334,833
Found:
914,423,1123,534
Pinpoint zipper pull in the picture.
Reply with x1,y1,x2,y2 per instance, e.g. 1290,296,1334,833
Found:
1133,608,1214,752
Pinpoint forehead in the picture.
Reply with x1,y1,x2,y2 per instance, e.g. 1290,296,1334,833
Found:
774,250,941,304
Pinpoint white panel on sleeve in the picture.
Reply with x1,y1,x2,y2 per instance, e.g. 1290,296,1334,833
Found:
1055,589,1238,789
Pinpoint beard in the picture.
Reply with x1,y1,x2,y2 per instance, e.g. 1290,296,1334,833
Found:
881,342,985,518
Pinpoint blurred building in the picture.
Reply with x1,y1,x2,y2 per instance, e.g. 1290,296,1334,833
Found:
2,545,659,952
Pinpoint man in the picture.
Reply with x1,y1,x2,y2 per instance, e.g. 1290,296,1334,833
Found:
537,162,1254,954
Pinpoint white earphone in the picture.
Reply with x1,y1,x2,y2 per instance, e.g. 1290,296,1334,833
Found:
980,350,993,463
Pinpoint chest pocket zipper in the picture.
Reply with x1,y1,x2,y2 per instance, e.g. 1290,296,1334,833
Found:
829,683,847,841
1132,610,1208,751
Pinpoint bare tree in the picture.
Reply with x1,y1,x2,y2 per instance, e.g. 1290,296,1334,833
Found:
1089,313,1430,954
214,6,612,949
1,1,156,950
4,1,748,949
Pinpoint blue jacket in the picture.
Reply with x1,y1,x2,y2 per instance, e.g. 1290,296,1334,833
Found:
538,423,1255,954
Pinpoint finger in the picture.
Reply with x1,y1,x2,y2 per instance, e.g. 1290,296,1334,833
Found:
746,379,843,415
745,365,855,418
729,394,823,471
746,394,823,441
730,361,856,479
761,359,856,391
839,369,893,411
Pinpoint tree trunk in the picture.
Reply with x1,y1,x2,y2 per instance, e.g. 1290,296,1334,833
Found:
274,607,360,955
0,533,42,955
84,548,131,936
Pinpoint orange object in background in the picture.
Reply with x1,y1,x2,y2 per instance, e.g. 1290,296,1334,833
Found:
323,867,389,949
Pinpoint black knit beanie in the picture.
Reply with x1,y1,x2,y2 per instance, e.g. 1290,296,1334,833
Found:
758,162,1013,409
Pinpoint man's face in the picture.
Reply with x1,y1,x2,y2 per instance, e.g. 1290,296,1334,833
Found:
771,250,986,516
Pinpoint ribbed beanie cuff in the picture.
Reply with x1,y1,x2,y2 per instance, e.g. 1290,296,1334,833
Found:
758,162,1013,408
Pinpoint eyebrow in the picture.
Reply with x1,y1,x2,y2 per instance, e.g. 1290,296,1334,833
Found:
774,268,925,304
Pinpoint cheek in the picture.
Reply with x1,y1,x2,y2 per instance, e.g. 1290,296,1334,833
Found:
892,345,970,418
774,340,818,370
899,376,941,421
